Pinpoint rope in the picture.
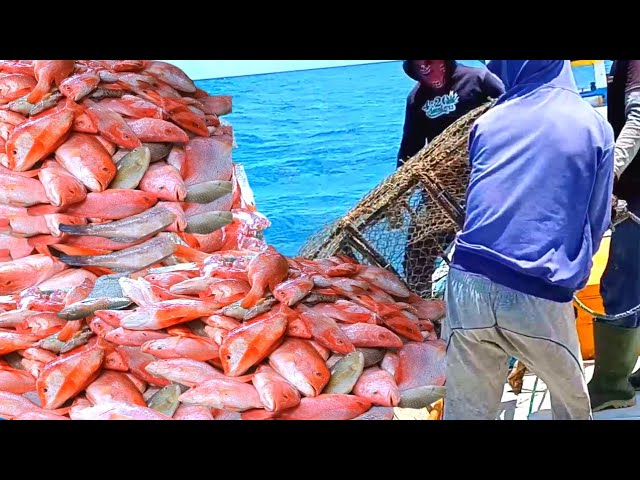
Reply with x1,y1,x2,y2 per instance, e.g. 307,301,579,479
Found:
573,294,640,321
572,200,640,321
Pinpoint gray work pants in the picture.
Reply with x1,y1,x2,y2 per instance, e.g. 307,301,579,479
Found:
443,268,592,420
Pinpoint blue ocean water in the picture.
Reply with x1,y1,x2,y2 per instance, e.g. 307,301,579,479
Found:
197,60,612,256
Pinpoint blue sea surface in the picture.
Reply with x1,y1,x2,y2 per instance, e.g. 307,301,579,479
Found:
196,60,612,256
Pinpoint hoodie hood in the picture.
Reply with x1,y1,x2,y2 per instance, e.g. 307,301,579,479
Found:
486,60,577,102
403,60,458,82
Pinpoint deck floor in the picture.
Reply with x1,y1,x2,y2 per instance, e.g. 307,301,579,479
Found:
504,358,640,420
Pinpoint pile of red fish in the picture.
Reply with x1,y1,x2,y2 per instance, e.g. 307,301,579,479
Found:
0,60,447,420
0,59,270,296
0,245,446,420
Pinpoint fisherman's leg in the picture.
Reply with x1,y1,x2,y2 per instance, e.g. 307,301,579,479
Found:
443,268,509,420
588,200,640,409
495,292,591,420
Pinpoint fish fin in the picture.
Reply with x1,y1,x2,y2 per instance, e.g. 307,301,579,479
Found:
35,245,53,256
55,252,84,267
49,406,71,416
13,169,41,178
174,244,209,263
49,244,111,256
83,266,114,277
27,204,60,216
57,223,88,235
56,320,83,342
26,83,50,104
240,285,265,309
27,234,59,247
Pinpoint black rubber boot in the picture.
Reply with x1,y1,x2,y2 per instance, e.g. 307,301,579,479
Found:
587,322,640,412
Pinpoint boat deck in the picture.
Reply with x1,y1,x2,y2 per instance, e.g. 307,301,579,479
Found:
502,358,640,420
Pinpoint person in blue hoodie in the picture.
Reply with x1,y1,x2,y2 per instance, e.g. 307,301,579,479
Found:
443,60,615,420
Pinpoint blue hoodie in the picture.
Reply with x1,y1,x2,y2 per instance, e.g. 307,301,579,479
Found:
451,60,615,302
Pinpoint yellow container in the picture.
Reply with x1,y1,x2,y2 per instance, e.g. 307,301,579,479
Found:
574,233,611,360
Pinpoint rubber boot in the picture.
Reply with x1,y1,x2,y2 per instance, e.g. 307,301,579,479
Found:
628,342,640,389
587,322,640,412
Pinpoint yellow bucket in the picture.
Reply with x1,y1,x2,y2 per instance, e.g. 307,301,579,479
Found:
574,233,611,360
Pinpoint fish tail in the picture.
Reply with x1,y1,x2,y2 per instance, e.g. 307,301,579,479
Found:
49,244,110,256
240,284,265,309
58,223,89,236
174,244,209,263
56,320,83,342
48,247,94,267
26,82,49,104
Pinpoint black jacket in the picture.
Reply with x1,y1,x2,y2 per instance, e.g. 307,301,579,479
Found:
397,60,504,167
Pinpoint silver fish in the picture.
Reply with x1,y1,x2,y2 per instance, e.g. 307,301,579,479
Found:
303,293,341,305
143,386,161,402
326,353,344,370
358,348,386,367
143,143,172,163
109,146,151,189
398,386,446,409
323,351,364,395
59,330,94,354
89,88,125,99
147,384,182,417
30,91,64,116
58,206,176,243
220,301,248,320
57,297,132,321
186,320,209,337
4,352,25,370
184,211,233,235
36,333,65,353
353,406,395,420
7,95,34,115
54,236,176,273
243,297,278,321
184,181,233,204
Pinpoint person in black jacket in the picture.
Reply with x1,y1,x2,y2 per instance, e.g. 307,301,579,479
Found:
397,60,504,167
398,60,504,296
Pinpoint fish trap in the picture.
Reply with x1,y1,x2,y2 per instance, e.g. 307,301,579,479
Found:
299,102,494,299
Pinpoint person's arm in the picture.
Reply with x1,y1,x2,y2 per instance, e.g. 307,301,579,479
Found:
614,89,640,179
481,70,505,100
397,95,426,167
589,142,615,255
